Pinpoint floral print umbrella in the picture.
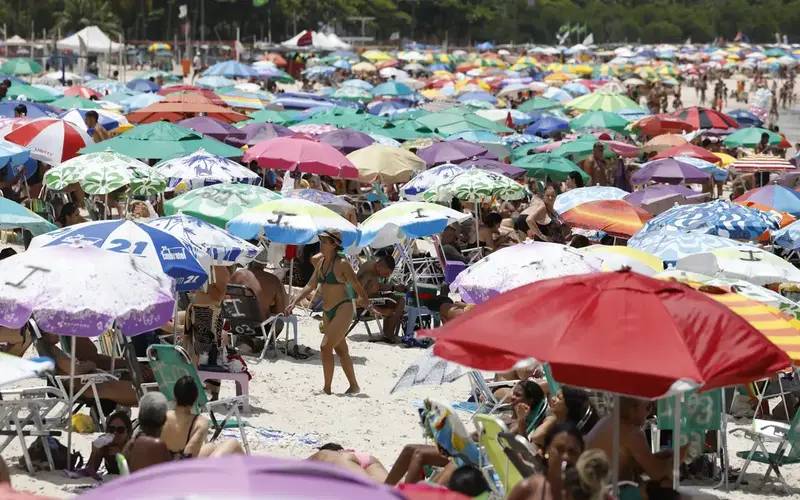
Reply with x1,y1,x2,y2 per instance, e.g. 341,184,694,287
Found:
44,150,166,195
422,168,529,202
164,183,282,229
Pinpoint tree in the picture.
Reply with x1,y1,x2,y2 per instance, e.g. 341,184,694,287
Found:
56,0,122,37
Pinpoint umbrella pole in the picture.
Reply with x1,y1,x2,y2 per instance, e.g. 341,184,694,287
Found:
474,202,480,250
612,394,620,499
288,259,294,296
66,336,76,472
673,393,682,491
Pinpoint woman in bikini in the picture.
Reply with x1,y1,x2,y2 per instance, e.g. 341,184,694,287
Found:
286,230,370,395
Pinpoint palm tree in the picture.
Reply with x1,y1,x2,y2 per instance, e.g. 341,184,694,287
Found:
56,0,122,37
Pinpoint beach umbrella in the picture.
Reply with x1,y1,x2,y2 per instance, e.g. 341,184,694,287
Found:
423,270,790,398
452,241,600,304
0,352,54,387
676,247,800,286
579,245,663,276
155,148,259,191
731,154,794,173
624,184,696,207
422,168,529,203
631,158,711,185
346,144,426,184
651,143,720,164
44,150,166,195
416,140,487,166
372,81,414,97
553,186,628,214
0,245,175,336
632,115,695,137
673,106,739,131
0,58,42,75
62,85,101,99
196,75,237,89
127,100,247,124
734,185,800,216
177,116,246,145
318,129,375,154
0,138,30,168
726,109,763,127
342,79,373,90
4,83,56,103
634,199,777,241
4,118,92,164
460,158,525,179
401,163,467,200
0,100,57,118
147,214,259,266
78,455,403,500
642,134,687,153
85,79,128,95
515,153,589,183
126,78,159,93
0,197,57,235
49,95,101,110
367,100,411,117
80,121,243,160
723,127,781,148
243,136,358,179
390,347,465,394
569,110,629,132
226,198,359,246
245,112,299,130
358,201,470,248
235,122,293,146
517,97,561,113
524,116,569,137
565,92,641,113
165,183,281,228
561,199,651,238
59,108,128,133
31,220,208,291
203,60,257,79
118,92,164,111
332,86,372,102
284,189,354,218
628,230,752,264
772,219,800,250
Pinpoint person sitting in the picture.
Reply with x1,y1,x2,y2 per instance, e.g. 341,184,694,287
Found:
229,250,287,324
503,380,547,436
308,442,388,483
57,202,85,227
356,254,405,343
440,224,466,263
160,376,244,459
586,396,687,488
478,212,513,251
531,387,598,448
123,392,172,472
385,443,453,486
83,110,109,143
84,410,133,477
446,465,491,497
439,301,475,323
518,185,568,243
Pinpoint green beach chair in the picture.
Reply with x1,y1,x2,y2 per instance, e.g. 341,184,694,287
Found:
474,414,523,495
146,344,250,453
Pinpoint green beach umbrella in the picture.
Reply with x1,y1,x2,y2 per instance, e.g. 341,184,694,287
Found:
565,91,642,113
245,109,301,126
723,127,782,148
518,96,561,113
44,150,166,195
511,143,545,161
0,197,57,235
515,153,590,183
332,86,373,102
553,136,616,160
569,110,629,132
50,96,101,110
417,111,513,135
5,83,57,102
80,121,243,160
164,183,282,228
1,58,42,75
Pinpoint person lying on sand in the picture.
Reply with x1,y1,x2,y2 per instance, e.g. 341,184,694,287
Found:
308,443,388,482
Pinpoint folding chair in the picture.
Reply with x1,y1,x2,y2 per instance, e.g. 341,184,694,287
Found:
466,371,516,415
222,284,299,360
496,431,538,477
474,414,523,495
146,344,250,453
430,235,468,285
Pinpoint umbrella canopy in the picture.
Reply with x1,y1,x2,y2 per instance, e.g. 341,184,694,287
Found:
59,108,128,133
642,134,688,153
422,168,529,202
772,219,800,250
524,116,569,137
390,347,465,394
624,185,696,207
628,230,753,264
4,83,57,103
79,455,403,500
203,60,257,79
165,183,282,228
726,109,763,127
652,143,720,164
460,158,525,179
0,101,57,119
236,122,294,146
518,96,561,113
155,148,259,191
565,92,642,113
631,158,711,185
0,246,175,336
243,137,358,179
31,220,208,291
723,127,781,148
147,215,259,266
4,118,92,164
0,197,57,235
676,247,800,286
554,186,628,214
347,144,426,184
401,163,467,200
0,352,54,387
44,150,166,195
416,140,488,167
127,100,248,124
579,245,664,276
177,116,246,145
735,185,800,216
80,121,243,160
452,241,600,304
569,110,629,132
318,129,375,154
0,138,30,168
358,201,470,248
561,199,651,238
632,114,695,137
226,198,359,246
673,106,739,130
50,95,101,110
515,153,589,183
126,78,159,92
423,270,790,398
731,154,794,173
0,58,42,75
372,81,414,97
284,189,354,217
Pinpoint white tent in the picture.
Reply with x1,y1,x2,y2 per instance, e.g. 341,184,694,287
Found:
57,26,122,53
281,30,350,51
5,35,27,46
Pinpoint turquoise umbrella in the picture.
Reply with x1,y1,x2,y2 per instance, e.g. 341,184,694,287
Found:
0,197,57,235
569,111,629,133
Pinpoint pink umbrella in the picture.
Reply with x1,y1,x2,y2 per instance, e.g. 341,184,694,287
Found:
243,136,359,179
5,118,92,164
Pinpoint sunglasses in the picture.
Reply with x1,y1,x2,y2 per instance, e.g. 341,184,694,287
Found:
108,425,127,434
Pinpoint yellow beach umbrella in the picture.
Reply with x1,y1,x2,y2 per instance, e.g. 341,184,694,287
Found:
347,144,426,183
713,152,737,167
352,61,377,73
579,245,664,275
362,50,392,62
544,71,576,83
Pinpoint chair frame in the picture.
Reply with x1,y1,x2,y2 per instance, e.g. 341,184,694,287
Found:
222,284,299,360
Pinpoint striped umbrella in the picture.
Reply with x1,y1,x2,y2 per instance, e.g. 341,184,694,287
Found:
672,106,739,131
4,118,92,164
565,92,642,113
731,154,794,173
561,199,652,238
164,183,282,228
553,186,629,214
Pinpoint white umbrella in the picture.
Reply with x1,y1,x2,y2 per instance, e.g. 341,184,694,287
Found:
675,247,800,286
358,201,471,248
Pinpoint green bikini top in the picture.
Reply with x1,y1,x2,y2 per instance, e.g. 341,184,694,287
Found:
317,254,346,285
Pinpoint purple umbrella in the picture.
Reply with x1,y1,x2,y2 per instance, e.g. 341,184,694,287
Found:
177,116,246,146
78,456,404,500
417,139,488,166
624,184,697,206
318,128,375,154
460,158,525,179
631,158,711,185
236,122,293,146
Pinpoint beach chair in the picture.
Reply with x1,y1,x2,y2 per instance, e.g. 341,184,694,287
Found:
146,344,250,453
496,431,538,477
431,235,468,285
474,414,524,494
115,453,130,476
222,284,299,360
730,400,800,489
466,371,516,415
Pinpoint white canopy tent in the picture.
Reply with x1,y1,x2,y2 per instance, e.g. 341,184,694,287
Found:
281,30,351,50
5,35,28,46
57,26,122,53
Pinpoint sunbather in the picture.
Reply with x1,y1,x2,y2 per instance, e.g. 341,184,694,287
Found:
308,443,388,483
123,392,172,473
384,443,452,486
85,410,132,476
230,251,287,324
504,380,547,436
531,387,598,449
73,336,126,372
356,254,405,343
160,376,244,459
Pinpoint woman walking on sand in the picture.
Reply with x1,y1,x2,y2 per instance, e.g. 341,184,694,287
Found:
286,230,370,395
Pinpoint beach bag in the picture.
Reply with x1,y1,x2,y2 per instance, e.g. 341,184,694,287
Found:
22,436,83,471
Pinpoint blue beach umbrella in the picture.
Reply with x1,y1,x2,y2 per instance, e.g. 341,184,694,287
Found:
0,139,30,168
358,201,470,248
127,78,160,93
628,229,754,264
524,116,569,137
203,60,257,79
0,196,57,235
0,100,58,118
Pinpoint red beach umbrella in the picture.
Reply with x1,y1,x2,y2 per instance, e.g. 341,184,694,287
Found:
633,114,695,137
63,85,102,99
672,106,739,131
651,143,720,164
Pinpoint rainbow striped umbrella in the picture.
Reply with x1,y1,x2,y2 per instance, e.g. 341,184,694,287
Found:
731,155,794,173
561,199,652,238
